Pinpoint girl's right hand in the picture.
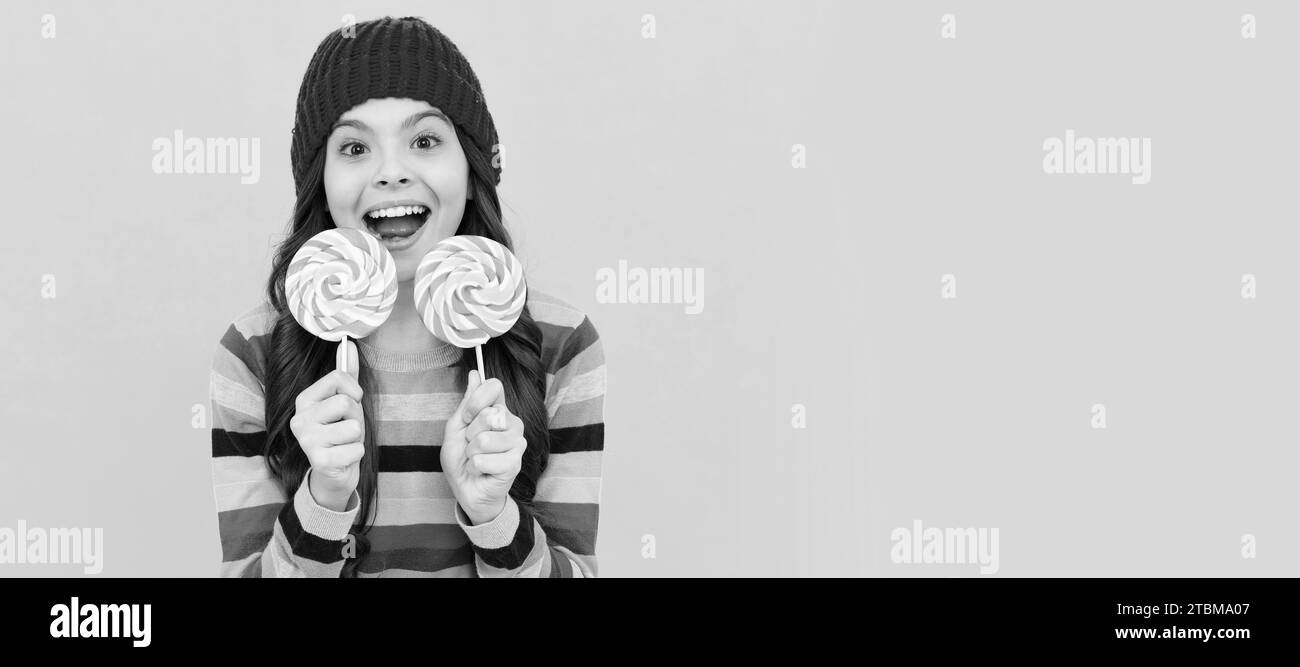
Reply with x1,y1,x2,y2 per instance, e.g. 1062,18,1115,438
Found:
289,340,365,511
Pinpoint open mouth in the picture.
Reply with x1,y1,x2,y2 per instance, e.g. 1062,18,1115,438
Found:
363,204,431,241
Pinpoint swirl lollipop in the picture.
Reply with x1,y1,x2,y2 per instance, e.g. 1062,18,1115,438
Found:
414,235,527,380
286,227,398,372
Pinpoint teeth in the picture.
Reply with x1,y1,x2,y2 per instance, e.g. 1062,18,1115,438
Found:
367,204,427,219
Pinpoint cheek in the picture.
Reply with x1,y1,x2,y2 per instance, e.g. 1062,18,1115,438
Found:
420,159,468,195
322,159,344,218
419,168,470,228
322,156,365,223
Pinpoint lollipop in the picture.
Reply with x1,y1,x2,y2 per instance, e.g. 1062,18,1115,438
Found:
414,235,527,380
286,227,398,372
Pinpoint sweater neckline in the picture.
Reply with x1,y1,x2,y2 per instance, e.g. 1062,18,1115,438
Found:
355,336,462,372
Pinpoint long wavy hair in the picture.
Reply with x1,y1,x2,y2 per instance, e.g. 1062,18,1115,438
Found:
262,130,550,577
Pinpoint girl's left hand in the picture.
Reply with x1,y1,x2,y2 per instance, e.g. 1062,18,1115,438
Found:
441,370,527,525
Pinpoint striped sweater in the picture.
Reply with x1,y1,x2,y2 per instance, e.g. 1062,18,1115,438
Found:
208,290,605,577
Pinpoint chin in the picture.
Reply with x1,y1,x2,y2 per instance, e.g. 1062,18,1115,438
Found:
392,256,419,280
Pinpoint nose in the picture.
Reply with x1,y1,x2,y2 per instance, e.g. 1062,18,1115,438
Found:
375,172,410,187
374,152,412,188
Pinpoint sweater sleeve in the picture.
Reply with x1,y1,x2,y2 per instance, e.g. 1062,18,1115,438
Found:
210,322,361,577
453,315,605,577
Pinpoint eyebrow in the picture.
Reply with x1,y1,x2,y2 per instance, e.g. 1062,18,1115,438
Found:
331,109,452,135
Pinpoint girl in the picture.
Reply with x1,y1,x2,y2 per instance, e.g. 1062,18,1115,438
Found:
208,16,605,577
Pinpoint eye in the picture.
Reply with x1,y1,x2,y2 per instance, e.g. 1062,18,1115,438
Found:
413,132,442,150
338,140,367,157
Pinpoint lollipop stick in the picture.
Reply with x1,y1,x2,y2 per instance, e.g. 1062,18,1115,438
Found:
475,344,487,382
337,333,350,376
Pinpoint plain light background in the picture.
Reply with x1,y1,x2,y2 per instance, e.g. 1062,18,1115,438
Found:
1,0,1296,576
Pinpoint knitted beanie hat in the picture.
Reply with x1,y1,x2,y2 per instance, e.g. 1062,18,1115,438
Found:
290,16,500,197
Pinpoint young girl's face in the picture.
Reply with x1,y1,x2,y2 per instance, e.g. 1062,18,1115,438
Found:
323,97,471,281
